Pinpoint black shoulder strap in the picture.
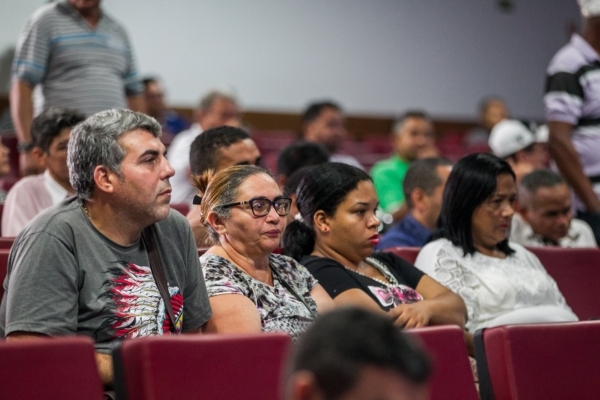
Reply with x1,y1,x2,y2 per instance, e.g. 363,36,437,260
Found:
141,226,177,333
270,264,319,320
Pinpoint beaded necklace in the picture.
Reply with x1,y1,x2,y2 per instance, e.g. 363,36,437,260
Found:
343,257,399,287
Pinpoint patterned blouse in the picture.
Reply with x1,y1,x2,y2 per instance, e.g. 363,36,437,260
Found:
200,253,319,341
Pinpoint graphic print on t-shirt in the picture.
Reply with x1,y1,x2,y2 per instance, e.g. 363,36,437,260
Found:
99,262,183,339
368,285,423,308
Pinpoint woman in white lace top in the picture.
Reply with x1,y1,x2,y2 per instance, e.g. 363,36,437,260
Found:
415,153,577,336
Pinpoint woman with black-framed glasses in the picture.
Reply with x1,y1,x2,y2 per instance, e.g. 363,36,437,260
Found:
195,165,335,341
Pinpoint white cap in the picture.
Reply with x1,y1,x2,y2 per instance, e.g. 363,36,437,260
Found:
535,124,549,143
579,0,600,18
488,119,536,158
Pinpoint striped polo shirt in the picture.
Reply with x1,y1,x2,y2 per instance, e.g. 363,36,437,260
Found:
12,1,143,116
545,34,600,211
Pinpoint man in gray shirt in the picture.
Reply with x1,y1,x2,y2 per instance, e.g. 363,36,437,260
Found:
0,109,212,387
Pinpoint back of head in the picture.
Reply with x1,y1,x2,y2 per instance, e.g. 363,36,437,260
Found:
282,162,371,261
403,157,452,210
301,101,342,127
277,141,330,179
435,153,515,255
189,126,250,176
518,169,564,207
195,164,274,244
31,107,86,153
68,109,162,200
289,307,430,400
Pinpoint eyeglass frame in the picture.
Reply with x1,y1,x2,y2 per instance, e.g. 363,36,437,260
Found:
219,196,292,217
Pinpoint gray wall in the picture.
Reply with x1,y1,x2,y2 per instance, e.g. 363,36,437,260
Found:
0,0,581,120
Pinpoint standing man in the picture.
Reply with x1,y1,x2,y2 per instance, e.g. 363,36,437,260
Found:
545,0,600,243
167,90,240,205
11,0,145,175
371,111,436,221
0,109,212,387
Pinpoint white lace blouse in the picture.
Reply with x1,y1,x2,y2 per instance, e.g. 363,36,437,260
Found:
414,238,578,332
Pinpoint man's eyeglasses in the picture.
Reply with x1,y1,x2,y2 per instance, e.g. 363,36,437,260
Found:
220,197,292,217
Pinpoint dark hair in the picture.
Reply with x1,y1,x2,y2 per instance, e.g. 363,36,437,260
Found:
393,110,431,134
301,101,342,125
142,76,158,87
31,107,85,153
519,169,564,193
289,307,431,400
282,162,371,261
434,153,516,256
276,140,329,178
284,165,318,196
403,157,452,209
189,126,251,175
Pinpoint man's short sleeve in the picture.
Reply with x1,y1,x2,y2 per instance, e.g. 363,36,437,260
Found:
12,13,52,86
544,71,583,125
2,232,79,337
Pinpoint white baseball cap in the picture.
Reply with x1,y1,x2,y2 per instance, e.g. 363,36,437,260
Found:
535,124,549,143
488,119,536,158
579,0,600,18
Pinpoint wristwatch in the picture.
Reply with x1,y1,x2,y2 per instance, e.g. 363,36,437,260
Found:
17,142,35,153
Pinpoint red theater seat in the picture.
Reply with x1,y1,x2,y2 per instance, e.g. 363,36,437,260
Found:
527,247,600,320
0,237,15,249
170,203,190,216
407,325,478,400
475,321,600,400
0,336,104,400
384,247,421,265
0,249,10,299
113,333,292,400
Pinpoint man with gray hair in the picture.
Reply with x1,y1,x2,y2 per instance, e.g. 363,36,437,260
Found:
0,109,212,388
167,89,241,204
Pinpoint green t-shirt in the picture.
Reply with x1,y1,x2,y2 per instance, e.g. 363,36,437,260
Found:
370,155,410,213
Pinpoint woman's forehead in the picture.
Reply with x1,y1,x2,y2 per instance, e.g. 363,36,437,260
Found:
237,173,281,197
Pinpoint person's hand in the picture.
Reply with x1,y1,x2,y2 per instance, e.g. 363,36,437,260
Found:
388,302,431,329
19,151,44,176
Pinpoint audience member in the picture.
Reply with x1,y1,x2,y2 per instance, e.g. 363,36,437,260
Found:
197,165,334,341
187,126,261,247
168,90,240,204
283,162,466,329
377,158,452,249
2,107,85,237
143,77,190,141
10,0,145,175
488,119,548,184
0,143,12,204
415,153,577,344
512,169,596,247
371,111,435,221
285,307,431,400
301,101,363,169
0,109,212,387
276,140,329,187
464,96,509,146
545,1,600,244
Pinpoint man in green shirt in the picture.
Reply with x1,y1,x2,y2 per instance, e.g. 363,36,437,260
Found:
371,111,436,221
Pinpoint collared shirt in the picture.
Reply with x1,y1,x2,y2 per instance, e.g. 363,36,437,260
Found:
376,214,432,250
510,213,597,248
167,123,203,205
545,34,600,211
44,169,70,206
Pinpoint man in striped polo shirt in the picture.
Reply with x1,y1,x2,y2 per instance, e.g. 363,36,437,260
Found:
10,0,145,176
545,0,600,244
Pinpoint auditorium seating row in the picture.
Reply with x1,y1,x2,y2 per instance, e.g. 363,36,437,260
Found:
3,320,600,399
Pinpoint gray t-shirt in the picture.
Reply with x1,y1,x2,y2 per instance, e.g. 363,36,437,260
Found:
0,197,212,352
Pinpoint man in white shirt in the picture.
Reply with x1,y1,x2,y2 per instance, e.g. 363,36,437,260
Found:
2,107,85,236
167,90,240,205
512,169,597,248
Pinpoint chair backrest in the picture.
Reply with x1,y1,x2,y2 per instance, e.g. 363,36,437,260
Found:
0,336,104,400
170,203,190,216
526,247,600,320
0,248,10,300
114,333,292,400
384,247,421,265
0,236,15,249
475,321,600,400
407,325,479,400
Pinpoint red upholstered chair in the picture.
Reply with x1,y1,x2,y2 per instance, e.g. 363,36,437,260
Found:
113,333,292,400
0,249,10,299
383,247,421,265
170,203,190,216
0,237,15,249
407,325,479,400
526,247,600,320
475,321,600,400
0,336,104,400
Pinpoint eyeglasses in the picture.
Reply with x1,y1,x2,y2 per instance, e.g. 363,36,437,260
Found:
220,197,292,217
